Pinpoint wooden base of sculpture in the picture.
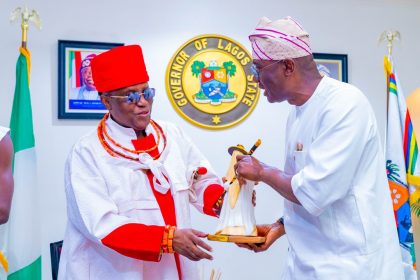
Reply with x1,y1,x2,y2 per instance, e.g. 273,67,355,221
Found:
207,234,266,243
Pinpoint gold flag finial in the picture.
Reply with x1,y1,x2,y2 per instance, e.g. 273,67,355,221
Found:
10,6,42,49
379,30,401,57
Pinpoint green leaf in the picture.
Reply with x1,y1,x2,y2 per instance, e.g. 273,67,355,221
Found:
191,61,205,77
223,61,236,77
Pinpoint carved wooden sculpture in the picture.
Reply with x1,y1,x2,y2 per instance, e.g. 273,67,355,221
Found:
210,140,265,243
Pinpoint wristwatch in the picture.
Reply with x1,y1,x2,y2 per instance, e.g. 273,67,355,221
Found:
277,216,284,225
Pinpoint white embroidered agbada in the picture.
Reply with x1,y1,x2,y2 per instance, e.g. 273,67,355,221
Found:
58,117,224,280
282,76,404,279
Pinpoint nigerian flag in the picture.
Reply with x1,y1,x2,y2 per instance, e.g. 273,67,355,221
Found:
7,47,41,279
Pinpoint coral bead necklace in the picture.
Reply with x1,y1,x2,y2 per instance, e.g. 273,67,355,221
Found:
97,113,166,161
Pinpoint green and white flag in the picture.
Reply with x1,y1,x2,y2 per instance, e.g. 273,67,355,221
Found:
7,47,41,279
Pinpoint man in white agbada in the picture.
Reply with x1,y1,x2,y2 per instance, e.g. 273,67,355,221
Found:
59,45,226,280
234,16,404,279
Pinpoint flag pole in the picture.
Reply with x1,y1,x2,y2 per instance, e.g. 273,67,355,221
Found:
379,30,400,147
7,6,43,279
10,6,42,49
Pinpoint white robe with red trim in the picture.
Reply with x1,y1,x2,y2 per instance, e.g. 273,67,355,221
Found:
58,118,223,280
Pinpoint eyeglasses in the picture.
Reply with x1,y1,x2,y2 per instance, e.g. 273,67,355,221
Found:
251,60,283,82
106,88,155,104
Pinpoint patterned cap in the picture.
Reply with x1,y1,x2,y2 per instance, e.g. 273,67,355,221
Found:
249,16,312,60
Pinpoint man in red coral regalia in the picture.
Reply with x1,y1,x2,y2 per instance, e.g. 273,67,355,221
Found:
58,45,225,280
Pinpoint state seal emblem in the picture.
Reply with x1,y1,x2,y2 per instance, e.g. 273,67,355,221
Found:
165,34,259,129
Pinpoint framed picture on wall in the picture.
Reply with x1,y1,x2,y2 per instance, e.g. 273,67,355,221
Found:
58,40,124,119
313,53,348,83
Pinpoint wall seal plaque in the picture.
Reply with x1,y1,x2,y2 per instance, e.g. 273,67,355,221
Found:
166,34,260,129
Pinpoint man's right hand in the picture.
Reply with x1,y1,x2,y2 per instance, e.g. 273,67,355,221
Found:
236,222,285,253
235,155,266,183
172,228,213,261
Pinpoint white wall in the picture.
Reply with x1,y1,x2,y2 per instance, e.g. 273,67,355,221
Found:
1,0,420,279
